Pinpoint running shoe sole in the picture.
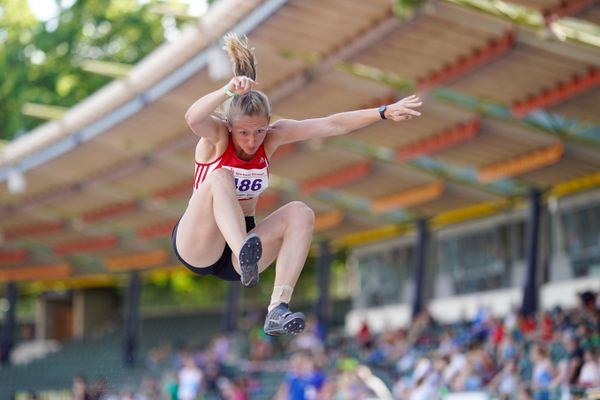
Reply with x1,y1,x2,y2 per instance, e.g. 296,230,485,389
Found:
265,312,306,336
239,234,261,288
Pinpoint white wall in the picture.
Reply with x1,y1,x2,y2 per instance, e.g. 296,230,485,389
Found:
345,277,600,335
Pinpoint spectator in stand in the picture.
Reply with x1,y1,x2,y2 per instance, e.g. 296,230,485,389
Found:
477,348,499,385
203,359,223,393
408,358,437,400
443,341,467,388
355,365,394,400
490,317,505,347
488,358,520,400
144,342,172,372
118,389,134,400
472,305,492,343
451,359,482,392
579,291,597,315
550,350,573,400
498,331,521,366
23,391,39,400
292,316,325,354
437,330,455,356
520,312,537,339
505,306,519,334
363,330,396,366
564,333,584,385
530,344,555,400
518,386,535,400
552,306,569,333
230,377,250,400
73,374,91,400
410,310,438,347
324,367,369,400
540,311,554,343
248,326,274,362
135,376,161,400
177,354,203,400
90,376,110,400
170,342,189,371
161,370,178,400
274,353,326,400
210,333,231,364
356,321,373,350
578,349,600,388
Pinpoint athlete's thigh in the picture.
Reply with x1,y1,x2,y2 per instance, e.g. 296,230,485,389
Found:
176,185,226,266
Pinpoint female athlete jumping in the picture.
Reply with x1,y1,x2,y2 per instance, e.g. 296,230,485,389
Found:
172,33,422,336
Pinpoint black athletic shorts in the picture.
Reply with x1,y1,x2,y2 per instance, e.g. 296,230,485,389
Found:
171,216,256,281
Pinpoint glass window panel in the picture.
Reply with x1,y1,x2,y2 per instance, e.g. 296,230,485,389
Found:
560,202,600,277
355,245,414,308
435,224,511,295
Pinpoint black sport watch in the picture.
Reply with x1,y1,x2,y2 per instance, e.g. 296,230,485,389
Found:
378,105,387,120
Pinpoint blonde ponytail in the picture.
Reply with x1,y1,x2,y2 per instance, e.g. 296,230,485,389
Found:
221,33,271,123
223,33,257,80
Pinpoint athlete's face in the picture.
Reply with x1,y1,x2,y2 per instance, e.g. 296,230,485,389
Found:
229,114,270,160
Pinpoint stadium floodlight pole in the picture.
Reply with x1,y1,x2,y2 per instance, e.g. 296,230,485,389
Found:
411,219,428,319
521,189,542,317
0,282,17,367
223,282,240,333
316,240,333,340
123,271,141,368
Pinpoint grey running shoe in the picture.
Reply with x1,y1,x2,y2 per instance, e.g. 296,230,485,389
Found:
239,233,261,288
264,303,305,336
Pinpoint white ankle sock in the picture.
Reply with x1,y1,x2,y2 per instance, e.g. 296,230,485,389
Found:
268,285,294,312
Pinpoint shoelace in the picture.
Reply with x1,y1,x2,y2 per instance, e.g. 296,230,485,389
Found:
268,308,290,323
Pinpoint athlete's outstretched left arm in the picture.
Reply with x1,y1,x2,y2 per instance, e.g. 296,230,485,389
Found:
268,95,422,147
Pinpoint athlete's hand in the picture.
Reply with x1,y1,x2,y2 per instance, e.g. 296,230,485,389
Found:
385,95,423,121
226,76,258,96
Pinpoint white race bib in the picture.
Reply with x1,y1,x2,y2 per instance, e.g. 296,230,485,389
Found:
223,166,269,199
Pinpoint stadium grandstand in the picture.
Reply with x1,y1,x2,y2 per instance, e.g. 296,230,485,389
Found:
0,0,599,399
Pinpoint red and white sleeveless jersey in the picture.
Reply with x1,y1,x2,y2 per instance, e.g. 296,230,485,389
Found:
193,136,269,200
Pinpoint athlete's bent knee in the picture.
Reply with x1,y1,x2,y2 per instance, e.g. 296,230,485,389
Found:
287,201,315,229
206,168,235,188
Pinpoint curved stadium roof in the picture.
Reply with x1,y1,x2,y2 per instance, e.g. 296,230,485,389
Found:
0,0,599,284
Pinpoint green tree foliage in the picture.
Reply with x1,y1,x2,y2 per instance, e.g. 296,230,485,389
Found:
0,0,185,140
393,0,426,19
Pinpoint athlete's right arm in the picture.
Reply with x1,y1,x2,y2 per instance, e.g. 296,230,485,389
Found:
185,77,257,142
184,89,230,143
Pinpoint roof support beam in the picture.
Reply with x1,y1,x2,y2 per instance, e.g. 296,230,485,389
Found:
549,169,600,197
371,181,445,213
327,136,529,196
54,235,119,256
0,249,28,265
431,199,511,227
478,142,564,182
417,32,515,91
512,68,600,117
0,263,72,283
396,119,480,161
314,211,345,232
269,173,413,223
105,250,170,272
301,162,372,194
3,221,66,241
137,219,178,241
